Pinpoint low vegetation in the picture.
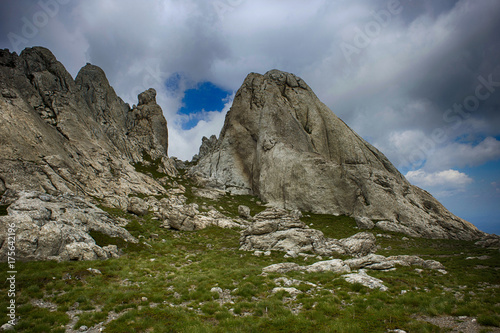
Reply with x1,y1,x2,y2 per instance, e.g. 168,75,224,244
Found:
1,171,499,332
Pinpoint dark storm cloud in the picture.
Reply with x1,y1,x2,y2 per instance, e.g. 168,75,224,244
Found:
0,0,499,168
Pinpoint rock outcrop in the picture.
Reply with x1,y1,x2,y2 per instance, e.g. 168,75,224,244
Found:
0,47,175,203
239,208,377,256
0,46,177,260
192,135,218,163
190,70,482,240
0,190,137,261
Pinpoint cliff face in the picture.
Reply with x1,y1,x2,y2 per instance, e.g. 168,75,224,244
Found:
190,70,482,240
0,46,179,261
0,47,175,205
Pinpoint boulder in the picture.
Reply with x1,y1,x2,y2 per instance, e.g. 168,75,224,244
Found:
238,205,251,219
355,216,375,230
305,259,351,274
127,197,149,216
375,221,420,237
342,270,388,291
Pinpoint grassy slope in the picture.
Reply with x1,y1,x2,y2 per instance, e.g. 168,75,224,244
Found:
1,164,499,332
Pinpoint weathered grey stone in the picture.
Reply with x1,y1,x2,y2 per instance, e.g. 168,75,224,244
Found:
263,254,444,277
238,205,251,219
192,187,225,200
0,190,136,261
127,197,149,216
305,259,351,274
190,69,483,240
325,232,377,257
344,254,445,271
0,47,175,210
342,270,388,291
355,216,375,230
422,260,445,270
240,208,377,256
375,221,420,237
262,262,302,274
192,135,218,162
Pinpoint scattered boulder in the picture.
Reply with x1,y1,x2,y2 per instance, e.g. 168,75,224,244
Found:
325,232,377,257
355,216,374,230
375,221,420,237
127,197,149,216
342,270,388,291
263,254,445,276
262,262,302,274
305,259,351,274
160,203,243,231
238,205,251,219
191,187,225,200
344,254,445,271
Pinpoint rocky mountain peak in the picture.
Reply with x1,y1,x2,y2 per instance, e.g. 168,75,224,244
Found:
0,46,174,199
190,70,482,240
138,88,157,106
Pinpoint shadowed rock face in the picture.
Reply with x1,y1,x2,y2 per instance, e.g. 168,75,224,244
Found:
0,47,175,202
190,70,482,240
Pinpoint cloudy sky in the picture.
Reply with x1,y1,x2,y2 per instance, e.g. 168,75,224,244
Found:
1,0,499,233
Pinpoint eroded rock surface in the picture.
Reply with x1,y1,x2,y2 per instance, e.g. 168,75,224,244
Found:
0,190,137,261
239,208,377,256
0,47,175,203
190,69,483,240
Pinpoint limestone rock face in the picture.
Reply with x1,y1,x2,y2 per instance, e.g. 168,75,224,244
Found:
192,135,218,162
0,190,137,261
0,47,177,261
191,70,482,240
0,47,175,202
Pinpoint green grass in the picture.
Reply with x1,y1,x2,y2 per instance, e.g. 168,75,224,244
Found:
1,171,499,332
133,151,169,179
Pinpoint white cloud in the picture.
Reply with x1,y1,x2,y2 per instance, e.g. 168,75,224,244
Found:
1,0,499,164
405,169,473,197
167,96,233,160
424,136,500,171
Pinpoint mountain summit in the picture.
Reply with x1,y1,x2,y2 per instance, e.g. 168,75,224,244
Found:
190,70,481,240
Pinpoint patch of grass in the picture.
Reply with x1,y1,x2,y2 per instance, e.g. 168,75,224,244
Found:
89,230,143,253
15,304,69,332
301,213,359,239
478,314,500,327
133,151,168,179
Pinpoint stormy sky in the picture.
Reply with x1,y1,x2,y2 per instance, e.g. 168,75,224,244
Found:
1,0,499,233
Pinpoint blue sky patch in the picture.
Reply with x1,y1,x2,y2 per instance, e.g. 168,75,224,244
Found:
178,81,231,130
